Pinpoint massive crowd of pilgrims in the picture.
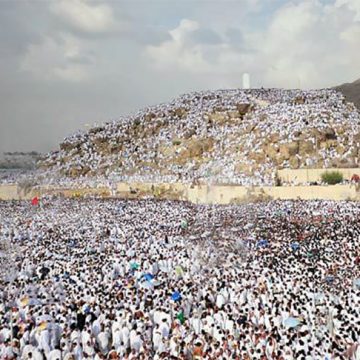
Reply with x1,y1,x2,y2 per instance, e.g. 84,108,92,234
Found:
0,197,359,359
37,88,360,187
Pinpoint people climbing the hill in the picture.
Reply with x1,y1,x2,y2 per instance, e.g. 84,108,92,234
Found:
27,88,360,188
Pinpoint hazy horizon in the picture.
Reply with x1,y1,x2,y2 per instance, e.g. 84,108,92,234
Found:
1,0,359,154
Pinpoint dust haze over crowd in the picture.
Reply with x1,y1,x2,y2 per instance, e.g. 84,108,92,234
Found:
0,0,360,154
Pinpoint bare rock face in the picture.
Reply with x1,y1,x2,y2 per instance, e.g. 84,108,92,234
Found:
89,126,105,135
320,140,337,150
289,156,300,169
144,113,156,122
294,97,305,105
67,167,83,178
169,108,188,118
249,151,266,163
228,111,240,119
353,133,360,143
323,128,337,141
208,112,228,124
184,129,196,139
177,138,215,160
267,133,280,143
335,78,360,110
299,141,315,156
60,139,83,152
208,104,252,124
236,103,252,115
234,162,253,175
191,138,214,157
279,142,298,160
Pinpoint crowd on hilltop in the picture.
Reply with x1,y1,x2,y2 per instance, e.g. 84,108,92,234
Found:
33,88,360,187
1,198,360,359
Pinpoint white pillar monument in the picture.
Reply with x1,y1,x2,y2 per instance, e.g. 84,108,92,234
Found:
242,73,250,89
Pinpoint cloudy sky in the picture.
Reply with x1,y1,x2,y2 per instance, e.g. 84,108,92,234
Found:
0,0,359,153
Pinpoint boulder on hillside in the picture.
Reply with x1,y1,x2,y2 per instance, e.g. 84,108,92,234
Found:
279,142,299,160
236,103,252,115
299,141,315,156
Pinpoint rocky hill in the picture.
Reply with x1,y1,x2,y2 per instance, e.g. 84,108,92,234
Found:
335,78,360,110
40,88,360,186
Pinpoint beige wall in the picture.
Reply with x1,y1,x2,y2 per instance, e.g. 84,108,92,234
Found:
0,185,38,200
278,168,360,184
118,182,360,204
264,184,358,201
187,184,359,204
0,185,20,200
1,182,359,203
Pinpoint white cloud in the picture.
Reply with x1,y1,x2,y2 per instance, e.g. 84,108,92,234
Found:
50,0,116,33
3,0,360,154
146,19,212,72
146,0,360,89
336,0,360,20
20,34,93,82
340,24,360,43
146,19,250,76
259,0,360,88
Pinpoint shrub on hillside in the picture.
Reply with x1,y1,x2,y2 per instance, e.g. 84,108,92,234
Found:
321,171,343,185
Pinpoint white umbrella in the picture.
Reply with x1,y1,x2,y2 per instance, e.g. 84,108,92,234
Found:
283,317,301,328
